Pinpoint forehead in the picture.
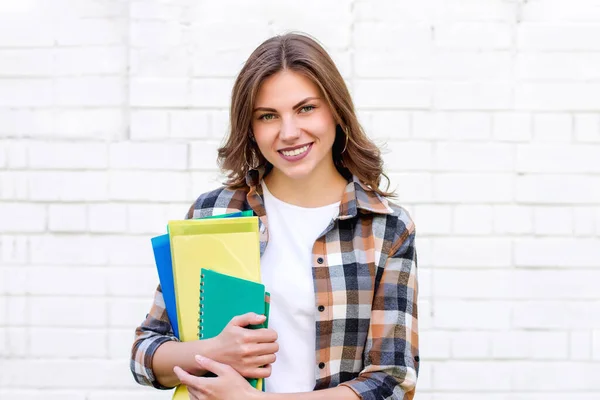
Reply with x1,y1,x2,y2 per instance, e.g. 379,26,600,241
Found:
254,70,321,106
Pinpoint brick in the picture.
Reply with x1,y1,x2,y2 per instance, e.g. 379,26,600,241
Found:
55,77,123,107
6,327,29,357
130,21,184,48
434,270,511,299
188,21,272,51
108,298,153,328
104,235,155,267
522,0,600,21
513,301,600,329
433,361,512,390
354,80,432,109
353,0,434,22
5,140,28,168
419,330,451,359
0,203,46,233
3,265,28,295
514,270,600,300
189,141,221,170
210,109,231,139
386,173,433,203
366,111,411,140
512,361,600,390
570,331,592,361
30,328,106,358
413,112,492,141
106,266,159,297
29,172,109,202
492,112,532,142
29,235,108,266
516,83,600,111
431,237,512,267
54,47,125,76
354,50,432,79
515,238,600,268
435,143,514,172
48,204,87,232
54,18,125,46
28,142,108,169
450,332,491,359
434,173,514,203
108,328,135,360
130,78,189,107
7,296,28,325
89,204,127,233
492,331,569,360
434,50,512,80
191,172,228,200
518,23,600,51
170,110,211,139
435,22,512,50
30,297,106,328
0,79,53,107
533,113,572,142
54,109,125,140
574,113,600,142
434,0,514,22
88,391,171,400
533,206,573,235
434,82,512,110
594,330,600,360
28,267,105,296
434,300,511,330
131,47,189,78
574,207,596,236
130,110,169,140
382,141,433,172
0,235,28,265
191,78,235,108
130,2,183,20
354,22,432,51
109,142,187,170
517,53,600,81
518,144,600,173
108,171,190,202
0,49,54,76
516,175,600,204
0,16,54,47
454,205,494,234
127,203,172,234
413,205,452,235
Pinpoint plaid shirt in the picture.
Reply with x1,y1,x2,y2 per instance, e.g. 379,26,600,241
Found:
131,169,419,400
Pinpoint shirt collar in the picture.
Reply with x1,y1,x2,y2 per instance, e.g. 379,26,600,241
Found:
245,167,393,220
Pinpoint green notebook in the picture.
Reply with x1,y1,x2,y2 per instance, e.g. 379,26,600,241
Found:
198,268,270,390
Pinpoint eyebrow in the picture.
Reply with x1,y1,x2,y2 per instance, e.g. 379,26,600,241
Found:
253,96,320,113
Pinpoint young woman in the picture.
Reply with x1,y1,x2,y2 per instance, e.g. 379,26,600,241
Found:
131,33,419,400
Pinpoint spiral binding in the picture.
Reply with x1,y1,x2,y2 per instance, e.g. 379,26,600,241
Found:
198,273,205,339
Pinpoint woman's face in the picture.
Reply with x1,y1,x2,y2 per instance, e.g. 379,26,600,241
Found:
251,70,337,182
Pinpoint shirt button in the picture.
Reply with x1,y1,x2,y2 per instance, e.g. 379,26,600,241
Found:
318,362,325,369
317,257,324,264
318,305,325,312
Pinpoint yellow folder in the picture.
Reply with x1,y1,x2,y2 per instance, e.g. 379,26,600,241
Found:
168,217,262,399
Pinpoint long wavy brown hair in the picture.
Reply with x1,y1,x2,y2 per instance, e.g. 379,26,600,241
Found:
217,32,393,197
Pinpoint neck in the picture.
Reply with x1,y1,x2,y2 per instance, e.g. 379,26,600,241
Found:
263,162,347,208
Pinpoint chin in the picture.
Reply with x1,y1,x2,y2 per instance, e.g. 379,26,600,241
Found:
272,162,317,181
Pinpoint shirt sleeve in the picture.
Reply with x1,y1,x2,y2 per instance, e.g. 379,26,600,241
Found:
340,226,419,400
130,284,179,389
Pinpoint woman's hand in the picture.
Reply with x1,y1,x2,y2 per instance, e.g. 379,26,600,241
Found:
174,355,262,400
209,312,279,379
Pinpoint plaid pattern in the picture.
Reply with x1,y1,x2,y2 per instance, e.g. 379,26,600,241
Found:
131,169,419,399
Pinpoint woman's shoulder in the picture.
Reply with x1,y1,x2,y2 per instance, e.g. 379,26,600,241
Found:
380,198,416,248
185,185,249,219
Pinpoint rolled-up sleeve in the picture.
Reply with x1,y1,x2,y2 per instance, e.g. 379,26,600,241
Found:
341,227,419,400
130,284,179,389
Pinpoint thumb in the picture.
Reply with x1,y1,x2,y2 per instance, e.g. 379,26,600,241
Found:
229,312,266,328
195,355,233,377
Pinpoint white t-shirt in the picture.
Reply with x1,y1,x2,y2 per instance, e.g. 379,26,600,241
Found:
260,181,340,393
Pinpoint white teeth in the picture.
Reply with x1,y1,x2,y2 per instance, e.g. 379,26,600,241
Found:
281,145,309,157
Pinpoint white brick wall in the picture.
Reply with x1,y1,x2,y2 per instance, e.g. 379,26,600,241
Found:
1,0,599,398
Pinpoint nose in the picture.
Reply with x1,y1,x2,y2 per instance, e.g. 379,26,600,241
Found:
279,117,301,143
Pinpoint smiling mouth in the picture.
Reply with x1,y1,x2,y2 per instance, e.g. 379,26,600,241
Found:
279,144,312,157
